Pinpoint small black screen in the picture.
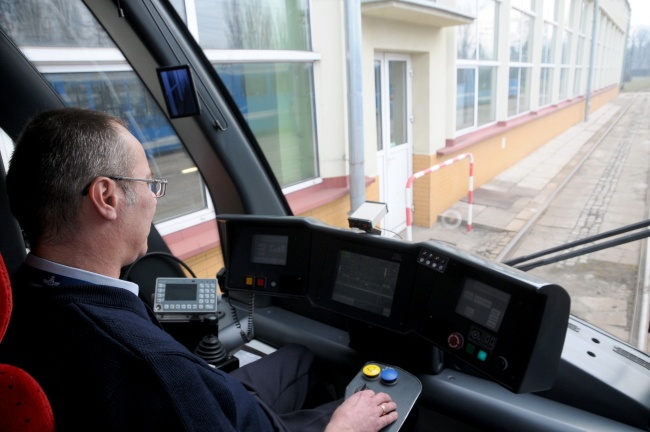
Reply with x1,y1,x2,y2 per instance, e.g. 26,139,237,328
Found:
251,234,289,265
331,251,399,317
455,278,511,331
164,283,197,301
157,65,201,118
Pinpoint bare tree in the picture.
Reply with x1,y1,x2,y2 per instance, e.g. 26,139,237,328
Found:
627,25,650,77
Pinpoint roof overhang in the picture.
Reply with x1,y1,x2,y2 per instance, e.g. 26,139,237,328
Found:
361,0,474,27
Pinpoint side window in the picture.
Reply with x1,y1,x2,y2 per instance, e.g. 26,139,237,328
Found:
44,71,207,224
216,62,317,187
0,1,212,230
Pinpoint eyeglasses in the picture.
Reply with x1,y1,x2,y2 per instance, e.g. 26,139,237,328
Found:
81,176,168,198
110,176,168,198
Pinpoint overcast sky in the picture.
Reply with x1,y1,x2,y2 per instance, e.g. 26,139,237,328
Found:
628,0,649,27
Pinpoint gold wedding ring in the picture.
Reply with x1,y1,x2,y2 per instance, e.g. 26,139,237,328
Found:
380,404,386,415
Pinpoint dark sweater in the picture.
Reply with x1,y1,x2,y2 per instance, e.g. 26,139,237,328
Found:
0,273,275,431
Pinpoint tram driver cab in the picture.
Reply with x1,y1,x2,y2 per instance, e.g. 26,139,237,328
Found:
1,0,650,431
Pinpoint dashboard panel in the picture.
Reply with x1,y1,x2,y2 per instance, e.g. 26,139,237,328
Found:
218,214,571,394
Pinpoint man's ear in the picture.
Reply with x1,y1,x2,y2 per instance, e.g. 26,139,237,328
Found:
87,177,119,221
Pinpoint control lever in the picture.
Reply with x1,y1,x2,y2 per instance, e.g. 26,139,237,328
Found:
194,314,239,372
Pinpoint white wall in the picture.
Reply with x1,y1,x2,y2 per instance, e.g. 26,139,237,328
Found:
311,0,349,179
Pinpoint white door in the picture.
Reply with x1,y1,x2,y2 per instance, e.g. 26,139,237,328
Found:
375,53,412,235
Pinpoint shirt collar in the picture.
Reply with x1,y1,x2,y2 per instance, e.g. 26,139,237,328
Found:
25,254,139,297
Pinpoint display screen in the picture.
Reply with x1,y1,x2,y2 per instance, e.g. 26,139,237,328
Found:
164,283,198,301
157,64,201,118
455,278,511,331
251,234,289,265
331,251,399,317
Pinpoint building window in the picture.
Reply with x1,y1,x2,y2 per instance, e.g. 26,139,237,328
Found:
573,66,583,96
559,30,572,101
456,68,475,131
216,62,318,187
561,30,572,64
539,67,553,107
541,22,556,64
579,0,589,34
540,21,556,107
456,64,498,131
195,0,310,50
456,0,499,132
573,1,588,97
195,0,317,188
559,67,570,100
457,0,498,61
508,67,531,116
478,66,497,125
508,5,534,117
509,8,533,63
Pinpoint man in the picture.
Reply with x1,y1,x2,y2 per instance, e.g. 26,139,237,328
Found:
0,108,397,431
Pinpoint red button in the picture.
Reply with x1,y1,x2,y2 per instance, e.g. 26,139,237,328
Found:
256,277,265,287
448,332,464,349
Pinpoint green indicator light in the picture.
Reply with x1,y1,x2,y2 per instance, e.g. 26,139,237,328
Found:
477,350,488,362
465,344,476,355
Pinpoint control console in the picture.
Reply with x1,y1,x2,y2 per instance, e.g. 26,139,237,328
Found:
345,362,421,432
217,215,571,393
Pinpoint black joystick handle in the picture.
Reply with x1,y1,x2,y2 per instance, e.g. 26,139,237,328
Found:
194,314,227,365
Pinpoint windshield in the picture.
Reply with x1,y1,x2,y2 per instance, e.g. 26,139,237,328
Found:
0,0,645,354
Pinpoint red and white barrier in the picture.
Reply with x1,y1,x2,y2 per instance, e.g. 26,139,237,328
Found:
405,153,474,241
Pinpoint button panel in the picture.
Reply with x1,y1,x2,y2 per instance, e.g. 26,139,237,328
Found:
154,278,218,314
417,248,449,273
446,326,508,371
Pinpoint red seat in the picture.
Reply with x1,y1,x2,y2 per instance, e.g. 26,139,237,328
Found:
0,253,55,432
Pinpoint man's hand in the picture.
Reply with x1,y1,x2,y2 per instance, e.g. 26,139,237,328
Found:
324,389,397,432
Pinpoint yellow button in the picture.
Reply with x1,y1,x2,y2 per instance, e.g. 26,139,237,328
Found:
362,363,381,380
245,276,254,286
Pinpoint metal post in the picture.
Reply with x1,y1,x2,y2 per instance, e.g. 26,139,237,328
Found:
344,0,365,212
